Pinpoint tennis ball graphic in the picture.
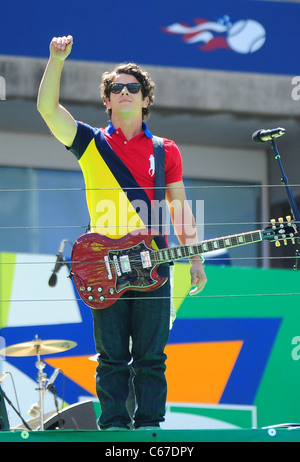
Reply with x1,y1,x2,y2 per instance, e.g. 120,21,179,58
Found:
227,20,266,54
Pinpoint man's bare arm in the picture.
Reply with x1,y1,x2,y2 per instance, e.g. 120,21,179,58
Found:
166,180,207,294
37,35,77,147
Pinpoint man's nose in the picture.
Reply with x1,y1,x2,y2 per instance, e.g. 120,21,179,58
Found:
121,85,129,94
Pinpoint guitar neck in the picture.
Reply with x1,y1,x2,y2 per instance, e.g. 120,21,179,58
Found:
153,229,262,263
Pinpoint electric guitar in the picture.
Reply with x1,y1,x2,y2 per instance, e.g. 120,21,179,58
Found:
70,217,298,310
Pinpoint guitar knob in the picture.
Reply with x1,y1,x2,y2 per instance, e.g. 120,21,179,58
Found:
97,287,103,293
87,286,93,292
99,296,106,302
109,288,115,295
88,295,95,301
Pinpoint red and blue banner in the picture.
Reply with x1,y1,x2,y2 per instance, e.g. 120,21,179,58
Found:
0,0,299,75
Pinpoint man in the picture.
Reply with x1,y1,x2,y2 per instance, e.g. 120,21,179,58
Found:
37,35,207,431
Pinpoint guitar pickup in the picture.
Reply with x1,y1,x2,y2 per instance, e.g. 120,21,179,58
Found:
113,255,122,276
119,255,131,273
140,251,152,268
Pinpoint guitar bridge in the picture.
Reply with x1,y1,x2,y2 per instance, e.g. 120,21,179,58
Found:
140,250,152,269
104,255,113,280
119,255,131,273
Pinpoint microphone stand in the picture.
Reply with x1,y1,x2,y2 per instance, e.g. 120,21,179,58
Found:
271,139,300,269
48,384,63,429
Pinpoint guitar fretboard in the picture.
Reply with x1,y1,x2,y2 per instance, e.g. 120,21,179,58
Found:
153,230,262,263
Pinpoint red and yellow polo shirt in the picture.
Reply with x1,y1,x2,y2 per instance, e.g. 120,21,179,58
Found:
69,121,182,241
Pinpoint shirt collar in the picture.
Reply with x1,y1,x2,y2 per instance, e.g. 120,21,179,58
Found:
106,121,153,138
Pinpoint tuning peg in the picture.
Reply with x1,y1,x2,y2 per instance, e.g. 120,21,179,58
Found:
292,238,295,244
284,239,288,245
278,217,284,228
275,241,281,247
286,215,291,222
271,218,276,229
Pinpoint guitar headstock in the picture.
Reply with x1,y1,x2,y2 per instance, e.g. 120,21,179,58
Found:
262,216,299,245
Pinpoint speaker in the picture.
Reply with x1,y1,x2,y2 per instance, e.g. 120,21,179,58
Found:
0,385,10,431
43,400,98,430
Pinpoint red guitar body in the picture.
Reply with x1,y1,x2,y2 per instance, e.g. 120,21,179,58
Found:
71,230,167,310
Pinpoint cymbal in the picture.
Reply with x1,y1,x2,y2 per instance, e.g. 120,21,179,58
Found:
0,338,77,357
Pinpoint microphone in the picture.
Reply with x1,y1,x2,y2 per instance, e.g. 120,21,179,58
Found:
45,368,61,391
28,368,61,418
252,127,286,143
48,240,67,287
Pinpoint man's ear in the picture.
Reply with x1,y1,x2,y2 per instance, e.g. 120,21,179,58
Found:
105,97,112,109
142,96,149,108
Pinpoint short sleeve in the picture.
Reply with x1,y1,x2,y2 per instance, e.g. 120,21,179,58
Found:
164,139,183,185
67,121,98,160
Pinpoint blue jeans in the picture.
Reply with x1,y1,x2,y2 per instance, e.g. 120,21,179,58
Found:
92,263,171,429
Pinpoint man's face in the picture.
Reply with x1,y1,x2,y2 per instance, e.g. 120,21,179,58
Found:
105,73,149,120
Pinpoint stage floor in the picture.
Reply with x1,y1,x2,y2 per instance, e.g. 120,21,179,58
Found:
0,427,300,443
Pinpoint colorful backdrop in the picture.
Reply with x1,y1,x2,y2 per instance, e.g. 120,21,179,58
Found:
1,252,300,429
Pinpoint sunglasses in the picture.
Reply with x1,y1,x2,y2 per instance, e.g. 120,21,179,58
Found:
110,83,142,94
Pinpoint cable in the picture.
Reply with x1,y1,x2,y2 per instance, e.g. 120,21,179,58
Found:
0,183,299,192
1,372,21,415
0,290,299,304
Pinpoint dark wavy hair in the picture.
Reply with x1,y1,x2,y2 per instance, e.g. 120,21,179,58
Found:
100,62,155,120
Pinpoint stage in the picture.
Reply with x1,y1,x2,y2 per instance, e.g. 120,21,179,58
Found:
1,266,300,439
1,427,300,443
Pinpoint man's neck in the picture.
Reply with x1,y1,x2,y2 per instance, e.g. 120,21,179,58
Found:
111,115,143,140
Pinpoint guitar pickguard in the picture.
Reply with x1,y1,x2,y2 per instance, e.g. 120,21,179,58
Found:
109,241,156,292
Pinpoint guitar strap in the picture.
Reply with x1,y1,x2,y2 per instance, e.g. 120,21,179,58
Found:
152,136,175,326
152,135,166,237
